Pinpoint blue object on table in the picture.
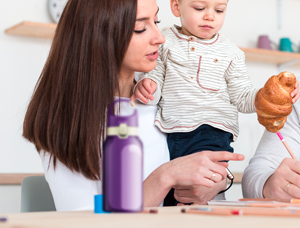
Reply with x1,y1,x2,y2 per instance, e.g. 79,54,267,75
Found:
94,195,111,214
0,218,7,222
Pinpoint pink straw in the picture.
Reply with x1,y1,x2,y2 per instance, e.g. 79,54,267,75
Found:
277,131,298,160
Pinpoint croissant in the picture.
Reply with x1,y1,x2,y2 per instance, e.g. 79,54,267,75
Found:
255,71,296,133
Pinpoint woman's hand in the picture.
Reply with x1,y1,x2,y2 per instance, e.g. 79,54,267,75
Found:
168,151,234,187
292,80,300,104
175,179,227,205
166,151,243,205
263,158,300,199
143,151,244,207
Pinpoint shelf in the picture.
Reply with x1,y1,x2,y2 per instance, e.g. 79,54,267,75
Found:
0,173,44,185
5,21,300,68
5,21,57,39
240,47,300,67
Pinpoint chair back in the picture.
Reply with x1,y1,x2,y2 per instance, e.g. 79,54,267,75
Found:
20,175,56,212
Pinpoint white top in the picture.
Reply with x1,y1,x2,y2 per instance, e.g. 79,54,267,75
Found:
40,99,170,211
242,101,300,198
137,25,257,141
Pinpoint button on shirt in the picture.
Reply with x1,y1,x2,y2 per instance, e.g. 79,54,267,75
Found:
136,25,257,141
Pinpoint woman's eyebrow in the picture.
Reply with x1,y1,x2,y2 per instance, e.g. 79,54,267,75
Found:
136,7,159,21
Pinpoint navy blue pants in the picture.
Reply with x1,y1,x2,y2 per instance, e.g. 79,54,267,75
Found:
163,124,234,206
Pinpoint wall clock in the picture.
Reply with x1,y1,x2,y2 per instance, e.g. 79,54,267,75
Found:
48,0,69,23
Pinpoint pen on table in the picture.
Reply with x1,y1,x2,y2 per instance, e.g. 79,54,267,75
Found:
232,207,300,217
0,218,7,222
246,202,300,208
239,198,300,204
142,209,158,214
181,207,233,216
182,207,300,217
277,132,297,160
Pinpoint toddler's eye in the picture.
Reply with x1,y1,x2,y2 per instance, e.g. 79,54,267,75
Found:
194,8,204,11
154,20,161,25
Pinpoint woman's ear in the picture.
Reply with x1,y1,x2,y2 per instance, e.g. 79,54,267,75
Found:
170,0,181,17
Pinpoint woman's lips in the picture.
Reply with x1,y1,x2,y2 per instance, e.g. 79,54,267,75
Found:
146,51,159,61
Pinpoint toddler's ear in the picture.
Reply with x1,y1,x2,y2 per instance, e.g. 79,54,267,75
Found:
170,0,181,17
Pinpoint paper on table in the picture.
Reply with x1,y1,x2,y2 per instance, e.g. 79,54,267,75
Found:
208,200,300,208
208,200,247,206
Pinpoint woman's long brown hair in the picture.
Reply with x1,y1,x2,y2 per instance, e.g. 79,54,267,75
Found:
23,0,137,180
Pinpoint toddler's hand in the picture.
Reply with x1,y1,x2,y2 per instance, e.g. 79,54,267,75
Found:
292,80,300,104
130,79,157,105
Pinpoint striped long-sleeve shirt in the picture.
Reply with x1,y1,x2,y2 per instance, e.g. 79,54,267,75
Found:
137,25,258,141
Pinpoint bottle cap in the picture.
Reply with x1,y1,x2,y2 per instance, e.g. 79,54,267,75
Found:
107,98,138,127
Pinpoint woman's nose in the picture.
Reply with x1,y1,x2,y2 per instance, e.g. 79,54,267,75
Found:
151,26,165,45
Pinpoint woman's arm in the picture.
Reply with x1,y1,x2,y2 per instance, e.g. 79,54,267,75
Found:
242,103,300,198
143,151,244,207
43,150,243,209
174,179,227,205
143,162,174,207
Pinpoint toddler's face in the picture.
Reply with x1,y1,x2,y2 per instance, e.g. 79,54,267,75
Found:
175,0,227,39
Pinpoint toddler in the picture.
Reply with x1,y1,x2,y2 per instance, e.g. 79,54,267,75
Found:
131,0,298,205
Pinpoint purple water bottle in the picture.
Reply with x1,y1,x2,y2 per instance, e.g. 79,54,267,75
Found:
103,98,143,212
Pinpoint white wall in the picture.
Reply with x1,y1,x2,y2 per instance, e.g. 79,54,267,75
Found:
0,0,52,174
1,0,300,213
0,186,21,213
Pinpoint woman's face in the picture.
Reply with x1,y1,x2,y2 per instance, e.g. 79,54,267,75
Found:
121,0,165,77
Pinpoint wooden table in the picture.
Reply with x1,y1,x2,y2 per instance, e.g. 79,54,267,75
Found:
1,206,299,228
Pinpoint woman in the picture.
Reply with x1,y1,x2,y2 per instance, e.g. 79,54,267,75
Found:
242,99,300,199
23,0,244,211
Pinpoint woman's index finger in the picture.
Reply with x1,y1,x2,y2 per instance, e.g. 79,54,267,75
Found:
208,151,245,162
